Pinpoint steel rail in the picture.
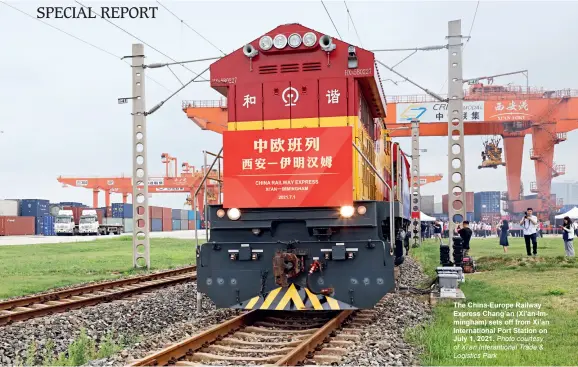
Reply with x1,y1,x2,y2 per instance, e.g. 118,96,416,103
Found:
129,309,353,366
0,266,196,326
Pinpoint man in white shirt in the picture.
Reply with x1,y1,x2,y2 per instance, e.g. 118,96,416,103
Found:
519,207,538,256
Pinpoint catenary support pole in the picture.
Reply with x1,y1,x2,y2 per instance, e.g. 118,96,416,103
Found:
131,44,150,269
447,20,466,236
410,119,422,248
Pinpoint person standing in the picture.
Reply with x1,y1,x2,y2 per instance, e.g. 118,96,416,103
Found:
433,220,442,242
499,220,510,253
458,221,473,256
560,216,575,257
520,208,538,256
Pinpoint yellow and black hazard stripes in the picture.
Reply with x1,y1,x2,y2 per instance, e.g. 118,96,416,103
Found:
234,284,355,311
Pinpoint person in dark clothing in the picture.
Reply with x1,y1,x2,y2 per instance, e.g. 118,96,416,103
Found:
499,219,509,253
433,221,442,242
458,221,473,256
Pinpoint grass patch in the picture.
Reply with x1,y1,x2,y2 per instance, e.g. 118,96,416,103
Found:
408,237,578,366
0,237,197,298
15,329,140,366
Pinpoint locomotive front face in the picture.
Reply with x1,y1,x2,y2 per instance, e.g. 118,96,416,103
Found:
197,24,408,311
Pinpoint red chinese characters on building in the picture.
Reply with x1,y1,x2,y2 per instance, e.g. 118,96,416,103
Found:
223,127,353,208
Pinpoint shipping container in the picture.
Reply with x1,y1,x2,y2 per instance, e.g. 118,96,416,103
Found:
0,200,19,216
149,206,163,219
99,206,113,218
123,218,134,232
180,210,188,220
103,218,123,226
162,207,172,220
162,217,172,231
187,210,200,221
466,212,474,222
420,195,435,214
151,218,163,232
442,192,474,213
20,199,49,217
180,219,188,230
474,191,501,219
188,220,195,230
0,216,35,236
172,219,181,230
112,203,133,218
434,202,442,213
196,219,202,229
42,215,55,236
172,209,181,220
34,216,43,235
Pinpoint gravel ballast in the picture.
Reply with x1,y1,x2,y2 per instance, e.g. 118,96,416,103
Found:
0,256,433,366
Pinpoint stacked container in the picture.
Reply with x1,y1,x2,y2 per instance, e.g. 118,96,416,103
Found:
20,199,50,235
442,192,474,215
172,219,181,230
42,215,56,236
0,200,19,216
112,203,133,233
162,207,172,231
149,206,163,232
0,216,35,236
473,191,501,222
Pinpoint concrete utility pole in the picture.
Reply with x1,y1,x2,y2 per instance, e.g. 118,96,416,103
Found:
131,44,151,269
409,119,422,248
447,20,466,236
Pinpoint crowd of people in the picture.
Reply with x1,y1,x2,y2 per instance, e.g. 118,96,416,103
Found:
421,207,576,257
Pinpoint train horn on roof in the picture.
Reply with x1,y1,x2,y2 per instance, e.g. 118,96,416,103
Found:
319,35,336,52
243,44,259,58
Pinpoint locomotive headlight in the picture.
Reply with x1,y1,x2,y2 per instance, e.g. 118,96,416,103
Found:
357,205,367,215
259,36,273,50
303,32,317,47
216,209,225,218
273,34,287,49
288,33,302,48
340,206,355,218
227,208,241,220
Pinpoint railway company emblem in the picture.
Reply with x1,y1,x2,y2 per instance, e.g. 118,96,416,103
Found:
282,87,299,107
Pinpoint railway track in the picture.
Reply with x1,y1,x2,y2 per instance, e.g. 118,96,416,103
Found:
128,308,377,366
0,266,197,326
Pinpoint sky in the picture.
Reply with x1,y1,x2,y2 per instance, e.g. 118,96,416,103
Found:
1,0,577,210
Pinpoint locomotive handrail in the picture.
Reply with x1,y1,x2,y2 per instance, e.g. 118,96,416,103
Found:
352,142,395,256
193,148,224,242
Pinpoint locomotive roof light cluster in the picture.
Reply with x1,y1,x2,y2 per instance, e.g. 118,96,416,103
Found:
258,32,319,51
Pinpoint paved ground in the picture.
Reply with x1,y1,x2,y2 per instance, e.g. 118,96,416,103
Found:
0,230,209,246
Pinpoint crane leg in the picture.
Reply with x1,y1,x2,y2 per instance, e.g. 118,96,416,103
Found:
122,193,128,204
532,123,556,213
105,190,111,208
503,136,524,201
92,189,99,208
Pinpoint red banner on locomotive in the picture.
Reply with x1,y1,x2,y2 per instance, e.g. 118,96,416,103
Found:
223,126,353,208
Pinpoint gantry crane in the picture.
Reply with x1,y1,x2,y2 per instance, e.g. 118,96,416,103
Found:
57,154,220,216
182,83,578,219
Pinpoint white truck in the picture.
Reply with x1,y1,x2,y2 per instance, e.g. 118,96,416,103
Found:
54,209,123,236
54,209,77,236
79,210,124,235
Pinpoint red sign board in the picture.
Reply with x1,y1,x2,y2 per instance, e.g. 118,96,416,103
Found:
223,127,353,208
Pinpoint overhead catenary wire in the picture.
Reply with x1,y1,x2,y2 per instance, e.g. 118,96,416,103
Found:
320,0,342,39
343,1,362,47
156,1,227,56
75,0,210,82
0,1,172,92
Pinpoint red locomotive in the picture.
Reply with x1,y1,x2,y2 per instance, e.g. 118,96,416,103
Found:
196,23,412,311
